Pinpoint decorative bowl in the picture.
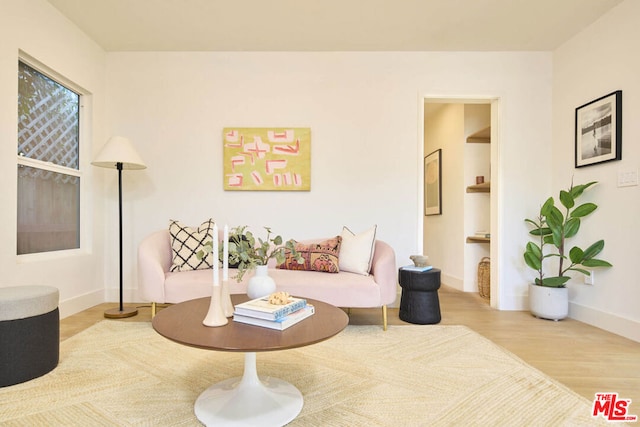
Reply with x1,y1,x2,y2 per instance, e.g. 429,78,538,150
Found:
409,255,429,267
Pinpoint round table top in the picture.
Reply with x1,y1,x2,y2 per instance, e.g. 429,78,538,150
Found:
152,294,349,352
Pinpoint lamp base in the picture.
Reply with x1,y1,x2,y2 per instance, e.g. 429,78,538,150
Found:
104,306,138,319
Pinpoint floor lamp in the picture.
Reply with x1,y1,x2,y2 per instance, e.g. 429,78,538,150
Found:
92,136,147,318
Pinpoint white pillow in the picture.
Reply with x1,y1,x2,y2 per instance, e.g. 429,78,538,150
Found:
338,225,377,275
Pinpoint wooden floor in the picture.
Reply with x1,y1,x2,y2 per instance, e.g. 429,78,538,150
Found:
61,286,640,406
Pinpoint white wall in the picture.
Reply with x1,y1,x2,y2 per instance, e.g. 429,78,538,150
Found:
0,0,107,317
423,103,465,289
105,51,553,312
552,0,640,341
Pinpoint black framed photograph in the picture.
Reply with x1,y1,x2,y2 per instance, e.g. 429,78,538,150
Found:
575,90,622,168
424,149,442,216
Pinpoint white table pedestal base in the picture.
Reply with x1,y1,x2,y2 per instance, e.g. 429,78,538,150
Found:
195,352,303,427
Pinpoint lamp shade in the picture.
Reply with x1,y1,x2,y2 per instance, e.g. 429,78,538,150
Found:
92,136,147,170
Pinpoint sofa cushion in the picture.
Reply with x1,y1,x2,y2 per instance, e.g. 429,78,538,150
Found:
169,219,215,272
339,225,377,275
276,236,342,273
163,267,383,308
271,269,383,307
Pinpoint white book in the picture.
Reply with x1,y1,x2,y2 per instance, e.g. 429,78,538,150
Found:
234,296,307,320
233,305,315,330
401,265,434,272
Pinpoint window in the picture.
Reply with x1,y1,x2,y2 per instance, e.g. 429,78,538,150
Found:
17,60,81,255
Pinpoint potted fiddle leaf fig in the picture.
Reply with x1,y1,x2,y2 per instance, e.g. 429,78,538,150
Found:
524,181,612,320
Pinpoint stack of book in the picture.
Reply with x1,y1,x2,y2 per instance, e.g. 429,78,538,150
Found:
232,296,315,330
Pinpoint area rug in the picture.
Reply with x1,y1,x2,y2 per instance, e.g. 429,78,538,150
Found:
0,321,605,426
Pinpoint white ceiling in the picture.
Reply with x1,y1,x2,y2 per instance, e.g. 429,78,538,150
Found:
46,0,623,52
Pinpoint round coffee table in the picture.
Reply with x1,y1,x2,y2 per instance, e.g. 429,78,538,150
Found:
152,294,349,426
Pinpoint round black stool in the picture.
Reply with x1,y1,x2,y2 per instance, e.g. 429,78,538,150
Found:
398,268,441,324
0,285,59,387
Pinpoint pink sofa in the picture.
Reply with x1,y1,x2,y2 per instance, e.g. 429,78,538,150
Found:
138,230,398,329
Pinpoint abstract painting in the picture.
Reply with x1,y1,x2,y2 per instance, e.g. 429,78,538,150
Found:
223,128,311,191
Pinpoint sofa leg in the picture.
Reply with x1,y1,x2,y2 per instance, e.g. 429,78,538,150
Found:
382,305,388,331
151,302,156,318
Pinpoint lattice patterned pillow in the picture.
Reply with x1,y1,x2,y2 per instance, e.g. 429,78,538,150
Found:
169,219,215,272
277,236,342,273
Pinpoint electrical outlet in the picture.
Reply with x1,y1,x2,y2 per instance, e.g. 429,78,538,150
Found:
584,270,594,285
617,168,638,187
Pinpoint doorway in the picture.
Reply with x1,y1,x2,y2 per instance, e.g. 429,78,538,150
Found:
420,97,499,308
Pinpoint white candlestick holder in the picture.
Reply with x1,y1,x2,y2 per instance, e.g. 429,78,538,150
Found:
220,280,234,317
203,283,228,327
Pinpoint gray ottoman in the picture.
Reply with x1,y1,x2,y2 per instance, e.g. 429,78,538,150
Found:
0,285,59,387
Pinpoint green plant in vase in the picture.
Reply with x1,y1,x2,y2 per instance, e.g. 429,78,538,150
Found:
523,180,612,320
198,225,303,281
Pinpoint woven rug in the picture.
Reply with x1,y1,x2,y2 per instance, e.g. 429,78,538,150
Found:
0,321,605,426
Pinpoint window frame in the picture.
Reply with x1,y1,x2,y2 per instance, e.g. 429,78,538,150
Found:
17,54,90,260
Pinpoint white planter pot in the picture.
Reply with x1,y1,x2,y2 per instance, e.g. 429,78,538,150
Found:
247,265,276,299
528,283,568,321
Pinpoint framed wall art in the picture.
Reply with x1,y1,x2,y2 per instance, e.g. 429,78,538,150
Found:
223,127,311,191
575,90,622,168
424,149,442,216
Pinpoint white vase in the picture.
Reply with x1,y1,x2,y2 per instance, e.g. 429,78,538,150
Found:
529,283,569,321
247,265,276,299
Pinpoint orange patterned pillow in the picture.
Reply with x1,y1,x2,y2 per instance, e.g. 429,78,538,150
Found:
277,236,342,273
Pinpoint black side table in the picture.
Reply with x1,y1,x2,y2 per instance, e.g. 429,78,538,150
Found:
398,268,441,324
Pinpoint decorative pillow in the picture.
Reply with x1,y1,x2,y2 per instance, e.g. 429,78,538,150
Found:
276,236,342,273
338,225,377,275
169,219,215,272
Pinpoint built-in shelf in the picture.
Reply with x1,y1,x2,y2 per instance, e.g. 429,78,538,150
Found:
466,126,491,143
466,182,490,193
466,236,490,243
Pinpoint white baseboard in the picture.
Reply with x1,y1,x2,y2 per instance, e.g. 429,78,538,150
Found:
61,288,144,319
517,295,638,342
59,289,104,319
104,287,141,304
569,302,640,343
441,273,463,291
500,292,529,311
